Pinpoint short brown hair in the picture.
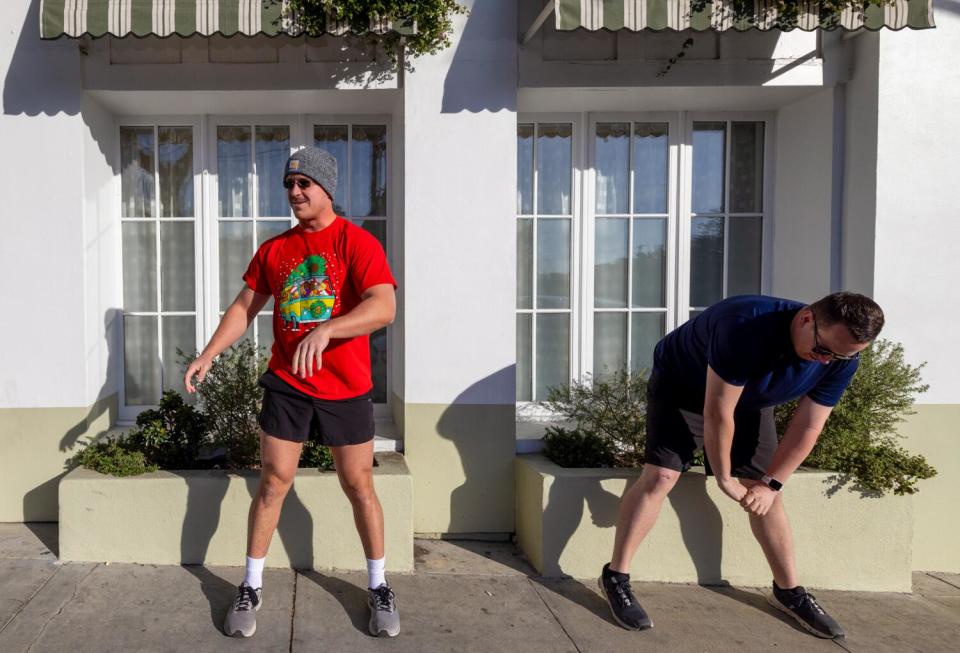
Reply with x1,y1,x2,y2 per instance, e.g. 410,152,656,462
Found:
808,292,884,343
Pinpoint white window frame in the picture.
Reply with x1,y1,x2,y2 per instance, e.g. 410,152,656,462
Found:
116,116,204,424
515,110,775,418
516,113,582,419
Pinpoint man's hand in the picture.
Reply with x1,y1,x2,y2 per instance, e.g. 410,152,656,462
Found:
740,484,778,516
716,477,748,502
184,355,213,394
292,324,332,378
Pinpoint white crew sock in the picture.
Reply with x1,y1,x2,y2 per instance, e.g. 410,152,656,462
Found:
367,557,386,589
244,556,266,589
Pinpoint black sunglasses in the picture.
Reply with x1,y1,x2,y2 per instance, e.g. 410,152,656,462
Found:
811,313,858,361
283,177,313,190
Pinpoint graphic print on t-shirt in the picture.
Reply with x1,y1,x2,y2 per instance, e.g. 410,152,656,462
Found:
278,254,337,329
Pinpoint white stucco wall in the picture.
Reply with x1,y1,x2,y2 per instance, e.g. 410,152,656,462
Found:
402,0,518,405
771,88,836,302
0,0,89,408
871,4,960,404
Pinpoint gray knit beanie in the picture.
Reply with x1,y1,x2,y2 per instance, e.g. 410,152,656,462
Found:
284,147,338,200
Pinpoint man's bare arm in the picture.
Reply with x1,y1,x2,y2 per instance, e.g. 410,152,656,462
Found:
291,283,396,378
184,286,270,392
765,396,832,484
703,365,747,502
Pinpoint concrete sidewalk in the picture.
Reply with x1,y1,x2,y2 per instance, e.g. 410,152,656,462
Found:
1,524,957,653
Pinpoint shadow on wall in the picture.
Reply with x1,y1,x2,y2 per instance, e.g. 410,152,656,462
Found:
3,0,82,116
436,366,516,534
539,468,726,583
21,309,121,521
441,0,517,114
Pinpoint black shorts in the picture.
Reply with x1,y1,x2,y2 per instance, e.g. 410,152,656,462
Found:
643,371,777,480
257,370,375,447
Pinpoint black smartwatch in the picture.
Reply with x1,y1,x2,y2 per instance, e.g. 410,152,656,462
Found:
761,475,783,492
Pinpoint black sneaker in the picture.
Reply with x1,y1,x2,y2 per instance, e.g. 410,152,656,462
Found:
597,563,653,631
767,583,845,639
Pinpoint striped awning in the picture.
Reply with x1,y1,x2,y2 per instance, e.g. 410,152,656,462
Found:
556,0,935,31
40,1,412,39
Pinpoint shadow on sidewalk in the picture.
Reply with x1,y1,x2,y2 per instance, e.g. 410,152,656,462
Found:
298,569,369,634
182,565,236,631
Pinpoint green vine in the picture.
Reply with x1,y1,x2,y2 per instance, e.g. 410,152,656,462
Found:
286,0,467,67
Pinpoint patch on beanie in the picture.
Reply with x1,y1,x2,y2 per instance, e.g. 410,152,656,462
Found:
288,160,301,172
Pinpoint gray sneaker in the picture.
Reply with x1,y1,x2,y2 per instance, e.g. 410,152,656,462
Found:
368,584,400,637
223,582,262,637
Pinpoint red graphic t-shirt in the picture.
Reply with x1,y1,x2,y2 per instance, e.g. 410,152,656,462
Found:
242,217,396,400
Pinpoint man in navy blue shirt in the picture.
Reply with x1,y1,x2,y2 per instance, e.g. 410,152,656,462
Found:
598,292,884,640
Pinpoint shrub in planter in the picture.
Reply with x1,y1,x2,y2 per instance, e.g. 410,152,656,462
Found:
774,340,936,495
71,440,157,478
542,425,617,469
544,369,648,467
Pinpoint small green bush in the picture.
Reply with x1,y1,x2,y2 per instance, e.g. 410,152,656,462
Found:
544,369,648,467
542,425,617,468
775,340,936,495
124,391,208,470
183,339,268,469
71,440,157,477
300,441,336,471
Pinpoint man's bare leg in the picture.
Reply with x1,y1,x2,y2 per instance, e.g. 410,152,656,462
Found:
740,478,797,589
247,432,303,558
331,440,383,559
610,463,681,572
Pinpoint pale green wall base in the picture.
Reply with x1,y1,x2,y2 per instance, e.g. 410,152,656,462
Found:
59,453,413,570
517,455,913,592
897,404,960,572
403,402,515,534
0,394,117,522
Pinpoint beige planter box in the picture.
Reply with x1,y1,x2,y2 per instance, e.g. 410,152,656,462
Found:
59,452,413,571
516,454,913,592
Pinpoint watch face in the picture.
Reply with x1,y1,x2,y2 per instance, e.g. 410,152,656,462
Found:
767,477,783,491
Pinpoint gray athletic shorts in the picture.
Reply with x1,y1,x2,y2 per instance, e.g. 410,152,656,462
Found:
643,371,777,480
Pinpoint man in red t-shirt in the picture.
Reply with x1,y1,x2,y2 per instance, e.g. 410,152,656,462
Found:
184,147,399,639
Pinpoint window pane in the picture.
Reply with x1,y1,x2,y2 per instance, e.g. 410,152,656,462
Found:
122,222,157,312
692,122,726,214
728,217,762,296
124,315,160,406
217,126,251,217
535,313,569,401
219,222,253,310
537,124,572,215
595,123,629,215
594,218,628,308
257,314,275,357
730,122,764,213
257,220,290,247
161,315,195,395
518,124,534,215
356,219,387,250
631,313,664,376
594,312,627,379
634,123,669,214
517,219,533,309
370,327,387,403
632,218,666,308
157,127,193,217
536,218,571,309
160,222,195,312
120,127,155,218
690,216,724,308
516,313,532,401
352,125,387,217
314,125,348,215
256,126,290,217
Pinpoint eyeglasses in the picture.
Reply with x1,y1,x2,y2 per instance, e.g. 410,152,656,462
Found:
811,313,859,361
283,177,313,190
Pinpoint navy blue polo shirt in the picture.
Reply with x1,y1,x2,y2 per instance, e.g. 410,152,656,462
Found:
653,295,858,412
